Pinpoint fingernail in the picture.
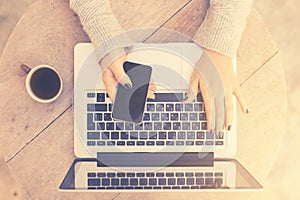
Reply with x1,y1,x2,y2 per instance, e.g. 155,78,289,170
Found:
246,109,250,114
124,83,132,90
228,125,231,131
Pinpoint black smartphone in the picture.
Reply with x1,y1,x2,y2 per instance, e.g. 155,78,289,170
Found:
112,61,152,124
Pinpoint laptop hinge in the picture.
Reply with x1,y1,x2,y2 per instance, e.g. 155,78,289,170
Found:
97,152,214,167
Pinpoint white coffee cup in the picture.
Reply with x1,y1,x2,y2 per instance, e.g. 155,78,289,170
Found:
21,64,63,103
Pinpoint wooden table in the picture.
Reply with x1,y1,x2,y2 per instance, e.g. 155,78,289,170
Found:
0,0,287,199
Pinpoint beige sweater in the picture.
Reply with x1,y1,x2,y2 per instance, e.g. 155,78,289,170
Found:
70,0,253,59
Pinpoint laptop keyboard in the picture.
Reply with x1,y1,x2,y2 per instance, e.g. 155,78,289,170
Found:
86,170,224,190
85,92,224,147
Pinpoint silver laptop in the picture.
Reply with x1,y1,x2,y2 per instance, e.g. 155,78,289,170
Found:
60,43,262,191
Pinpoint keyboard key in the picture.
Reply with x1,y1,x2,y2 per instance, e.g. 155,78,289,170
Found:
215,172,223,177
121,132,129,140
163,186,171,190
187,178,194,185
127,141,135,146
197,93,203,102
139,178,147,185
97,122,105,130
87,104,107,112
189,113,198,121
185,104,193,111
149,132,157,139
115,122,124,130
97,93,105,102
147,104,155,111
130,132,138,140
187,131,195,139
125,122,133,130
206,131,214,139
175,172,184,177
149,178,157,185
168,132,176,139
146,172,155,177
159,132,167,139
176,141,184,145
144,122,152,130
181,186,190,189
199,113,206,120
87,132,100,140
215,178,223,185
166,141,174,145
166,173,174,177
205,178,214,185
163,122,172,130
194,103,202,111
88,179,100,186
106,122,114,130
102,179,110,186
170,113,179,121
195,172,203,177
111,132,119,140
196,178,204,185
154,122,162,130
205,141,214,145
116,141,125,146
172,186,180,190
192,122,201,130
97,172,106,177
121,178,129,186
196,131,205,139
88,173,96,177
137,141,145,146
135,123,143,130
156,104,164,111
166,104,174,111
177,178,185,185
130,178,138,186
196,141,204,145
205,172,213,177
180,113,188,121
161,113,169,121
173,122,181,130
104,113,112,121
146,141,155,146
87,93,95,98
117,173,125,177
153,186,161,190
175,104,183,111
127,173,135,177
137,173,145,177
94,113,102,121
151,113,159,121
107,173,115,177
168,178,176,185
97,141,105,146
87,141,96,146
111,178,119,186
216,141,224,145
138,132,147,139
182,122,190,130
143,113,150,121
158,178,166,185
108,103,113,112
178,132,186,139
156,173,164,177
87,113,94,122
185,172,194,177
87,122,95,130
186,141,194,146
101,132,109,140
191,186,200,189
107,141,115,146
156,141,165,146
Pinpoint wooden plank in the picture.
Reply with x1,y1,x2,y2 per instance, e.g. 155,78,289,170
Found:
236,53,286,183
0,0,189,161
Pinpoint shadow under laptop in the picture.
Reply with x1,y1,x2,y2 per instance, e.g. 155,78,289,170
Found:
60,152,262,191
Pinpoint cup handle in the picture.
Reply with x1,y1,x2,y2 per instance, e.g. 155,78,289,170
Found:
20,64,31,74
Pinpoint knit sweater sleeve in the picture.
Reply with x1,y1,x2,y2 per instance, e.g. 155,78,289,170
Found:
193,0,253,58
69,0,133,61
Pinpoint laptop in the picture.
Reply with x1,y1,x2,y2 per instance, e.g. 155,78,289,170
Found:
60,42,262,191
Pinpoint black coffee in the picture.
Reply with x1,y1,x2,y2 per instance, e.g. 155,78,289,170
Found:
30,68,61,100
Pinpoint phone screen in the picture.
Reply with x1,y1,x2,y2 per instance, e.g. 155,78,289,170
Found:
112,61,152,124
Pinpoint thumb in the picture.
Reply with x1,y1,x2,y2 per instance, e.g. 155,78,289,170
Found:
109,57,132,89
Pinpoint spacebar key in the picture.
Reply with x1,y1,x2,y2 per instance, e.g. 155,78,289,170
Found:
149,93,184,102
87,104,107,111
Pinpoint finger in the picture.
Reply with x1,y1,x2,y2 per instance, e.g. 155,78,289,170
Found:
215,96,225,137
199,77,214,131
183,70,199,102
147,90,156,100
102,69,118,101
109,59,132,88
148,82,157,92
234,83,249,114
225,93,234,131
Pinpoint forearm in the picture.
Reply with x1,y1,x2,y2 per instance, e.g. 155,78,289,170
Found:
193,0,253,58
70,0,133,61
